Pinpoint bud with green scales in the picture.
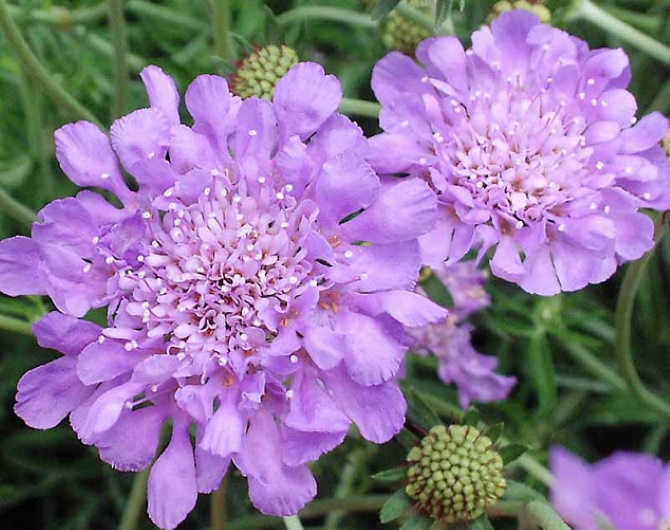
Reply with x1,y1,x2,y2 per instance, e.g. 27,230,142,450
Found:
230,44,299,100
488,0,551,23
381,0,433,55
405,424,506,524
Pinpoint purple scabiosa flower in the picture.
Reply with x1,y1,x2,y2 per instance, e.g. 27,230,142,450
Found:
407,262,515,408
369,10,670,295
0,63,447,529
550,447,670,530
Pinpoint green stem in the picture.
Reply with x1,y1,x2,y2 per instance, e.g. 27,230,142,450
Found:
601,5,668,35
108,0,129,120
648,76,670,114
73,27,145,73
228,495,388,530
211,476,227,530
554,338,627,392
0,0,100,126
0,187,37,226
7,2,108,26
126,0,203,32
117,469,149,530
339,97,381,118
282,515,304,530
615,213,670,419
396,3,434,32
0,314,34,335
524,501,571,530
276,5,377,29
212,0,234,61
574,0,670,66
515,455,553,487
18,69,54,205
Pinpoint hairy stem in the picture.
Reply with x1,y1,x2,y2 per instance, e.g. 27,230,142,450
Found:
108,0,130,120
339,97,381,118
212,0,234,60
0,0,100,126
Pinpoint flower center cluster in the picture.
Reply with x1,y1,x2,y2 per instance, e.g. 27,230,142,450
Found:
116,178,318,366
435,81,595,229
406,424,506,523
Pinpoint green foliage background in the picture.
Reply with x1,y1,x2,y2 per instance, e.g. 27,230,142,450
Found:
0,0,669,529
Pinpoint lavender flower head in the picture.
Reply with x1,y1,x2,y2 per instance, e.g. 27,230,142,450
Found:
407,262,516,408
551,447,670,530
369,10,670,295
0,64,447,529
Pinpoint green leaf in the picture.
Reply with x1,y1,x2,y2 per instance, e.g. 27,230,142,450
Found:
463,407,480,427
470,514,495,530
372,0,402,20
399,514,434,530
380,489,413,523
503,480,544,502
486,422,505,444
500,443,528,465
527,331,557,417
420,270,454,308
231,33,254,56
262,6,284,45
372,467,408,483
435,0,453,28
406,386,441,431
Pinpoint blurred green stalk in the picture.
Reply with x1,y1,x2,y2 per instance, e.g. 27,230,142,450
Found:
339,98,381,118
282,515,304,530
0,0,100,126
276,5,377,28
211,476,228,530
212,0,234,61
0,187,37,226
0,314,33,335
574,0,670,66
108,0,130,120
615,213,670,419
117,468,149,530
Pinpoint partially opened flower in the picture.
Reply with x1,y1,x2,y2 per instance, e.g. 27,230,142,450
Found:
0,63,446,529
551,447,670,530
370,10,670,295
407,262,516,408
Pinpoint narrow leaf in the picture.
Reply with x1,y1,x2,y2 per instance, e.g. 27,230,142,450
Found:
463,408,480,427
500,443,528,465
400,514,434,530
380,489,413,523
406,386,441,431
503,480,544,502
486,422,505,444
372,0,402,20
470,515,495,530
372,467,408,483
263,6,284,45
434,0,452,28
527,332,557,417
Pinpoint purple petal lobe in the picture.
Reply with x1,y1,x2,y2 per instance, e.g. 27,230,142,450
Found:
33,312,101,356
140,65,180,127
0,236,45,296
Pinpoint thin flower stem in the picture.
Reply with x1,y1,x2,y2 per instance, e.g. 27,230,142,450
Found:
615,213,670,419
553,338,627,392
117,468,150,530
649,76,670,114
574,0,670,66
0,314,34,335
7,2,108,25
338,97,381,118
212,0,234,61
126,0,203,32
396,3,434,32
276,6,377,29
514,455,554,487
211,475,228,530
282,515,304,530
0,187,37,226
17,70,54,205
108,0,130,120
0,0,101,126
524,501,571,530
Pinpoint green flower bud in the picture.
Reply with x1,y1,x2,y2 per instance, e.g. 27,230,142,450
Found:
381,0,433,55
230,45,299,100
405,425,506,524
488,0,551,23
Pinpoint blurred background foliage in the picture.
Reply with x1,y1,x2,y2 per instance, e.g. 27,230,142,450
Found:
0,0,669,529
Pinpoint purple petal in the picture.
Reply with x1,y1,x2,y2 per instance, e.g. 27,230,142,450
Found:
168,125,217,175
185,74,236,153
233,98,277,177
274,62,342,141
110,108,171,174
352,291,448,327
33,312,101,355
549,447,598,530
316,151,380,226
367,133,427,174
54,121,129,198
416,37,468,93
148,419,198,530
15,356,93,429
342,178,437,244
347,240,421,292
372,51,432,107
77,339,144,384
308,113,365,166
140,65,180,127
0,236,45,296
280,426,347,466
194,446,230,494
323,365,406,443
620,113,669,154
97,406,165,471
200,395,244,457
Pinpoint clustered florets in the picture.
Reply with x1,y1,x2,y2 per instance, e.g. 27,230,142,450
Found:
406,425,506,523
231,44,300,100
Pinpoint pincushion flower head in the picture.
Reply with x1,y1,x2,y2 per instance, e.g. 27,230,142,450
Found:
0,63,447,529
369,10,670,295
